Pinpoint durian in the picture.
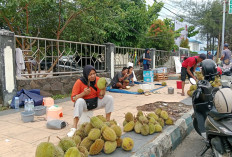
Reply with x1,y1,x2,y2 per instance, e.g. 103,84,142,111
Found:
97,77,107,90
121,137,134,151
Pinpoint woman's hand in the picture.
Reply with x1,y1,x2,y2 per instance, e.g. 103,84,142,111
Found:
99,88,106,99
83,87,91,96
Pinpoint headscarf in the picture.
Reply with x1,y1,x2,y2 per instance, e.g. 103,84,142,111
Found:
145,48,151,59
80,65,97,91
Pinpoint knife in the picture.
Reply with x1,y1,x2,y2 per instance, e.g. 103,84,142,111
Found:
87,79,90,88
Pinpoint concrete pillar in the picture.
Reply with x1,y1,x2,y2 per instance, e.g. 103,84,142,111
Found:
0,29,17,106
150,48,156,69
105,43,115,79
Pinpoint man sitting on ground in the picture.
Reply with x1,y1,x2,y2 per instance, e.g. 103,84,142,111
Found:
180,53,206,96
110,67,129,89
67,65,114,137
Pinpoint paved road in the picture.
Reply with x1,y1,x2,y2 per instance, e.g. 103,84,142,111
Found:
166,130,213,157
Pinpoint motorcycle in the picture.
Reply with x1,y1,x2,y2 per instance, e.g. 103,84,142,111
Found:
192,59,232,157
220,66,232,88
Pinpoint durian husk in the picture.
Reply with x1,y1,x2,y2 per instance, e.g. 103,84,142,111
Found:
89,139,104,155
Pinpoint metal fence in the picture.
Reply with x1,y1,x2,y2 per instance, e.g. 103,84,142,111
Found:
15,35,106,78
114,46,145,70
154,50,172,68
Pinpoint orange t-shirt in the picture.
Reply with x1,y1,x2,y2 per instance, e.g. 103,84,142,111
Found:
71,77,101,102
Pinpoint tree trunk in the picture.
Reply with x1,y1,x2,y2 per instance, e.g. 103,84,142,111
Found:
210,35,212,54
212,37,215,56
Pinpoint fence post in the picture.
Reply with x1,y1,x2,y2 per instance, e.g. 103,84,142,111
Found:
105,43,115,79
150,48,156,69
0,29,17,106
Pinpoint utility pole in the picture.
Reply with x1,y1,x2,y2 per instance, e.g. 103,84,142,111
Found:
221,0,226,53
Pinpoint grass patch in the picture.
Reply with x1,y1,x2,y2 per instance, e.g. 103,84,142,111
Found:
52,93,71,100
0,106,10,111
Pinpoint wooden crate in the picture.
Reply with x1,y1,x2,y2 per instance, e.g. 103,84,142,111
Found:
154,73,168,81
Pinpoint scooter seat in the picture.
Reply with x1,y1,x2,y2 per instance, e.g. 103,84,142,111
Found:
209,109,232,121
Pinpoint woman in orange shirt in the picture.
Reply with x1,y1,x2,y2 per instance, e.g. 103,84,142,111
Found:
67,65,114,137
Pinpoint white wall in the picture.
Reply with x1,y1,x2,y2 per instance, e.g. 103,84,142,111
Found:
189,42,200,52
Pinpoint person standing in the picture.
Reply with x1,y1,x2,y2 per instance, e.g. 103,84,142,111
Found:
180,54,206,96
220,43,231,70
207,51,214,60
143,48,152,70
67,65,114,137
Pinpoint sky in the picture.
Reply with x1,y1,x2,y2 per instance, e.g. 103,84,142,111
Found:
146,0,207,49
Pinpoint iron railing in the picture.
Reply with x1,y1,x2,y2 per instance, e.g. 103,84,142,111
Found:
155,50,172,68
15,35,106,78
114,46,145,70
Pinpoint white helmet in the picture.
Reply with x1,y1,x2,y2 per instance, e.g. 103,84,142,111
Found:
214,88,232,113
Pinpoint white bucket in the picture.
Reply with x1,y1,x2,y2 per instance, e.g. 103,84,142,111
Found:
139,84,154,91
78,110,94,126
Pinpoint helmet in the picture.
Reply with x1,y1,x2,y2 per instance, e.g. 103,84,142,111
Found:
201,59,217,81
214,88,232,113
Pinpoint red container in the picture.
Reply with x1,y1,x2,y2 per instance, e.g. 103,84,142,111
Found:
176,81,182,89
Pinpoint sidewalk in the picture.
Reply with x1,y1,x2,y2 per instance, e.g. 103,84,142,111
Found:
0,80,192,157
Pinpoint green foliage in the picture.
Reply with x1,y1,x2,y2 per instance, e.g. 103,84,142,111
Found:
187,26,199,38
144,19,175,51
180,38,190,49
172,44,179,52
52,93,71,100
0,0,163,48
0,106,9,111
190,51,198,55
176,0,226,40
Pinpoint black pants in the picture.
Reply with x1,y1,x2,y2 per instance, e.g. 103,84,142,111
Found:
181,67,194,81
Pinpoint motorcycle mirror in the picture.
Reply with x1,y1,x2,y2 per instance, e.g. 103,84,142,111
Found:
190,78,196,85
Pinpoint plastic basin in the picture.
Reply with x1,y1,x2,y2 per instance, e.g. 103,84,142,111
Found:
21,111,35,123
34,106,46,116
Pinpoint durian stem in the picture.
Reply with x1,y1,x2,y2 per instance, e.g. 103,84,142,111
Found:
57,136,61,140
47,136,50,142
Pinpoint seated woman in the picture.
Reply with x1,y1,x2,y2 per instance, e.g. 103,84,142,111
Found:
110,67,129,89
67,65,114,137
127,66,134,86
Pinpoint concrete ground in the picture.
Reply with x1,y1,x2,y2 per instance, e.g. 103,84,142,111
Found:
0,80,191,157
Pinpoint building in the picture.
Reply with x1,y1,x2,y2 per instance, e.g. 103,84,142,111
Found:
188,38,202,52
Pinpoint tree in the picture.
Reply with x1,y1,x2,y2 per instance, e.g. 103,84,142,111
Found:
180,38,190,49
145,19,175,51
0,0,164,77
174,0,232,60
187,26,199,38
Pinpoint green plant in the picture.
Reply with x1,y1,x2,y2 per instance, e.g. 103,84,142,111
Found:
0,106,9,111
180,38,190,49
52,93,71,100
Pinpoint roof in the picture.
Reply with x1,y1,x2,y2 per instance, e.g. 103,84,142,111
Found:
188,38,202,44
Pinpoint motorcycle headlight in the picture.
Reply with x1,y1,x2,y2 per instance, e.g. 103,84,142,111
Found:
219,127,232,135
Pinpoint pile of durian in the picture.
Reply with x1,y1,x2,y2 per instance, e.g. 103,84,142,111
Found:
195,71,204,81
123,109,174,136
35,115,134,157
210,75,221,87
187,85,197,97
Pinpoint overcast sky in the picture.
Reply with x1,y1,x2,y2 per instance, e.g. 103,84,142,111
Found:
146,0,206,20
